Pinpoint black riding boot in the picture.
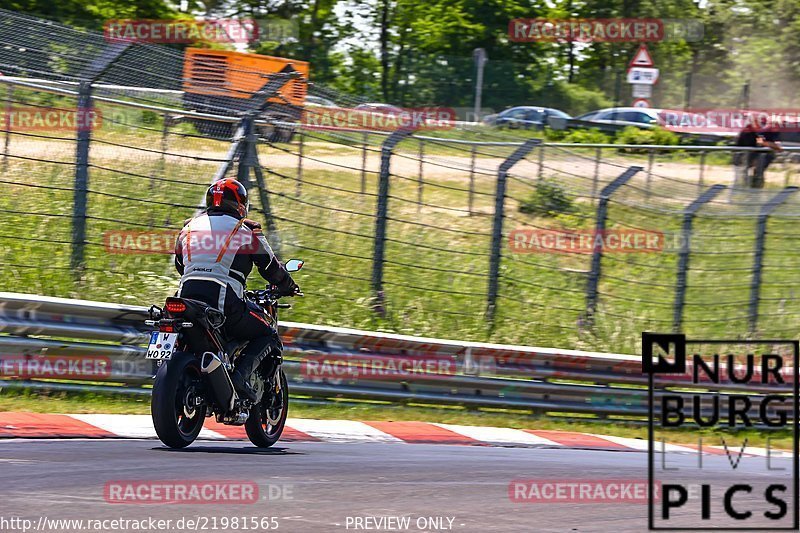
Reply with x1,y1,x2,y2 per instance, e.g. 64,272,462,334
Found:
231,337,272,402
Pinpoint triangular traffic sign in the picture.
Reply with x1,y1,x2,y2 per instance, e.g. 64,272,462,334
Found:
629,44,654,68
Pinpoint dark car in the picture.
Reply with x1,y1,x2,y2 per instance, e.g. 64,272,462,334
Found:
484,106,571,129
575,107,662,128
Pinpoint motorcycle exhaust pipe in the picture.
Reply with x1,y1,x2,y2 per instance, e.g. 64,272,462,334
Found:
200,352,236,412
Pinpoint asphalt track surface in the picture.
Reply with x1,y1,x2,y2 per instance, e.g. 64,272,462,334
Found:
0,438,794,533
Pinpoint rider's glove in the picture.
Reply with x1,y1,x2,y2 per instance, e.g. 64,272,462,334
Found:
276,277,301,297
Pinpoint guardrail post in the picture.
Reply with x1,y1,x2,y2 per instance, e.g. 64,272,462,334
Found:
672,184,726,332
583,166,643,324
468,144,477,216
372,129,413,306
748,186,799,333
487,139,541,322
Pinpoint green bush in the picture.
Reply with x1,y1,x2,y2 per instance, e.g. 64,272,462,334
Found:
560,128,613,144
651,127,679,146
613,126,680,153
615,126,679,148
141,110,159,125
519,179,575,217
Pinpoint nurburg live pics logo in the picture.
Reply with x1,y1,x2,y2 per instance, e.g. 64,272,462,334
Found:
643,332,799,530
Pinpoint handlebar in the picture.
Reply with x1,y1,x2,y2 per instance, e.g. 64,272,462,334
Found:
246,286,302,305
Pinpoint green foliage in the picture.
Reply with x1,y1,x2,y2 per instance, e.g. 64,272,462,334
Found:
7,0,800,114
615,127,680,152
559,128,613,144
532,80,612,116
141,110,159,125
519,179,575,217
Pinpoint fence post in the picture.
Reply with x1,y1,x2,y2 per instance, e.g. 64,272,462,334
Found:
372,129,413,302
153,112,171,188
645,149,655,199
250,147,281,257
70,80,93,274
361,131,369,194
417,138,424,212
672,184,726,332
468,144,477,215
748,186,798,333
296,129,304,197
697,150,707,193
2,84,11,172
486,139,540,322
583,166,643,324
69,41,131,274
537,143,545,180
591,147,601,205
236,116,255,190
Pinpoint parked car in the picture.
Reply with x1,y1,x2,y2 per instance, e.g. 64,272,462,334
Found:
575,107,662,129
483,106,571,129
577,107,738,141
353,103,405,115
306,95,337,107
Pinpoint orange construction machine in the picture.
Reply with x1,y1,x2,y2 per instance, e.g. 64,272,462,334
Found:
182,48,309,140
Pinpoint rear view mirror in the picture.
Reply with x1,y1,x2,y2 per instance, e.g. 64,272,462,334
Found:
285,259,304,272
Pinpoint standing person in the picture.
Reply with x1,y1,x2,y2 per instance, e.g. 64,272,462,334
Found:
733,115,783,188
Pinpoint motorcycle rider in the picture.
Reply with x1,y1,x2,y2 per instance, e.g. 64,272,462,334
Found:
173,178,300,402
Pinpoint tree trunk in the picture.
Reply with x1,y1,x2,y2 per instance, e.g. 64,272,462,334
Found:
380,0,391,101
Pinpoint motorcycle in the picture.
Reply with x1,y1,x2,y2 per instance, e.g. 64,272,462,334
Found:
144,259,304,449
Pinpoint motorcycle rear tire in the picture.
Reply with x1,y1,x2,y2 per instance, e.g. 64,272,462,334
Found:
152,353,207,448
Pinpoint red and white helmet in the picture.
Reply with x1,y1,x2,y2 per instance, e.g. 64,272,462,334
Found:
206,178,248,217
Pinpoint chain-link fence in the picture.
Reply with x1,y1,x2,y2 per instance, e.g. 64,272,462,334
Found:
3,9,800,353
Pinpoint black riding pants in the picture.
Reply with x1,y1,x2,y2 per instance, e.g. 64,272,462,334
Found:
179,281,281,377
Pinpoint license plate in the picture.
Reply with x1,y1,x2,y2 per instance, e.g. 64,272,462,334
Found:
146,331,178,360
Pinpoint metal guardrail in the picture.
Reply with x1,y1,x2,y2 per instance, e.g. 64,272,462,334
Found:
0,293,793,420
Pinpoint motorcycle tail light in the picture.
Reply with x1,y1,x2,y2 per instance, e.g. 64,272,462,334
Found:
160,324,175,333
165,299,187,314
